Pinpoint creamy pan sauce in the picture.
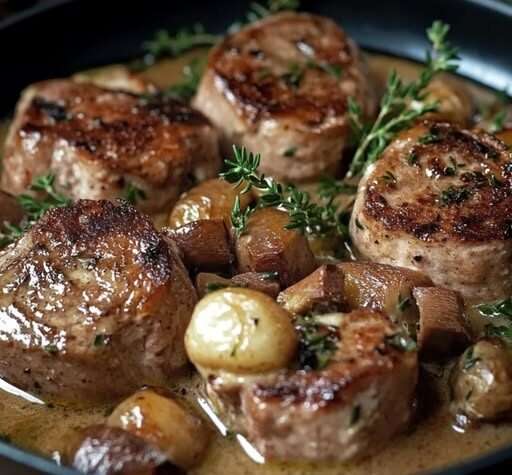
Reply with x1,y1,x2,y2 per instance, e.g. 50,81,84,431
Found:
0,52,511,475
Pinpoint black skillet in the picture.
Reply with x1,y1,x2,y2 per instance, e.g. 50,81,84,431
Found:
0,0,511,473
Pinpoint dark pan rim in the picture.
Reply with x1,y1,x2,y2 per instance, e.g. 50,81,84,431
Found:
0,0,511,473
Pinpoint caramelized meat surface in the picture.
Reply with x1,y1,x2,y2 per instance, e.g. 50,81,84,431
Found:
0,200,197,401
194,12,376,182
205,309,417,461
350,121,512,301
2,80,220,213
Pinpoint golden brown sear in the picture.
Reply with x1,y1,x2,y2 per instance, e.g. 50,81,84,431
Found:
2,80,220,213
350,121,512,301
0,200,197,401
194,12,376,182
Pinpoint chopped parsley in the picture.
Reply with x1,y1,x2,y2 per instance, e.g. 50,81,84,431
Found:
0,174,71,248
283,146,297,157
439,186,471,206
296,315,338,370
123,182,147,205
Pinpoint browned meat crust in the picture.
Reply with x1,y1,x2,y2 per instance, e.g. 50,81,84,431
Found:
0,200,197,401
194,12,376,182
2,80,220,213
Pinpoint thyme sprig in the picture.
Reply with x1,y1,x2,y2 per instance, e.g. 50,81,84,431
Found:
230,0,300,32
221,146,348,239
0,175,71,247
347,20,460,177
142,24,220,65
476,298,512,345
296,314,338,370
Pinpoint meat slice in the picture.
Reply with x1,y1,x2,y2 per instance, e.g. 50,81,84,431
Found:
194,12,376,182
2,79,220,213
0,200,197,401
413,287,471,359
350,121,512,301
450,339,512,425
203,309,417,461
0,191,24,241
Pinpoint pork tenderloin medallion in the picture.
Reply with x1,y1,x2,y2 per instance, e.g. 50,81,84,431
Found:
2,79,220,213
350,121,512,302
192,307,417,461
0,200,197,401
194,12,376,182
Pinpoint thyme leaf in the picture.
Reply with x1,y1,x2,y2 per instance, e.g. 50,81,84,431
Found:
1,174,72,248
142,24,219,64
221,146,349,239
347,20,459,177
296,315,338,370
123,182,147,205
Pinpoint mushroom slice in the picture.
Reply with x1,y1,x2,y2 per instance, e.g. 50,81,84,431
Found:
277,264,345,315
413,286,471,359
164,219,233,272
70,424,182,475
107,388,210,469
236,208,317,287
338,261,432,335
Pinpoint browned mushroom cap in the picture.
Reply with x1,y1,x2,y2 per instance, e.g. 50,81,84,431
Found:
195,272,281,299
164,219,234,272
235,208,317,288
107,389,210,470
168,178,252,230
413,287,471,359
70,425,184,475
450,339,512,425
277,264,345,315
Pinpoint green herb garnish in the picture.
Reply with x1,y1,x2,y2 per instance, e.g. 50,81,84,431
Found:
0,175,72,248
317,176,357,201
439,186,471,206
94,334,109,347
123,182,147,205
142,24,219,64
489,110,507,134
296,315,338,370
347,21,459,177
283,146,297,157
221,146,348,239
477,298,512,319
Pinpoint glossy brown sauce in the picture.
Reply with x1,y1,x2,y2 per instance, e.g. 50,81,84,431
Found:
0,52,511,474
